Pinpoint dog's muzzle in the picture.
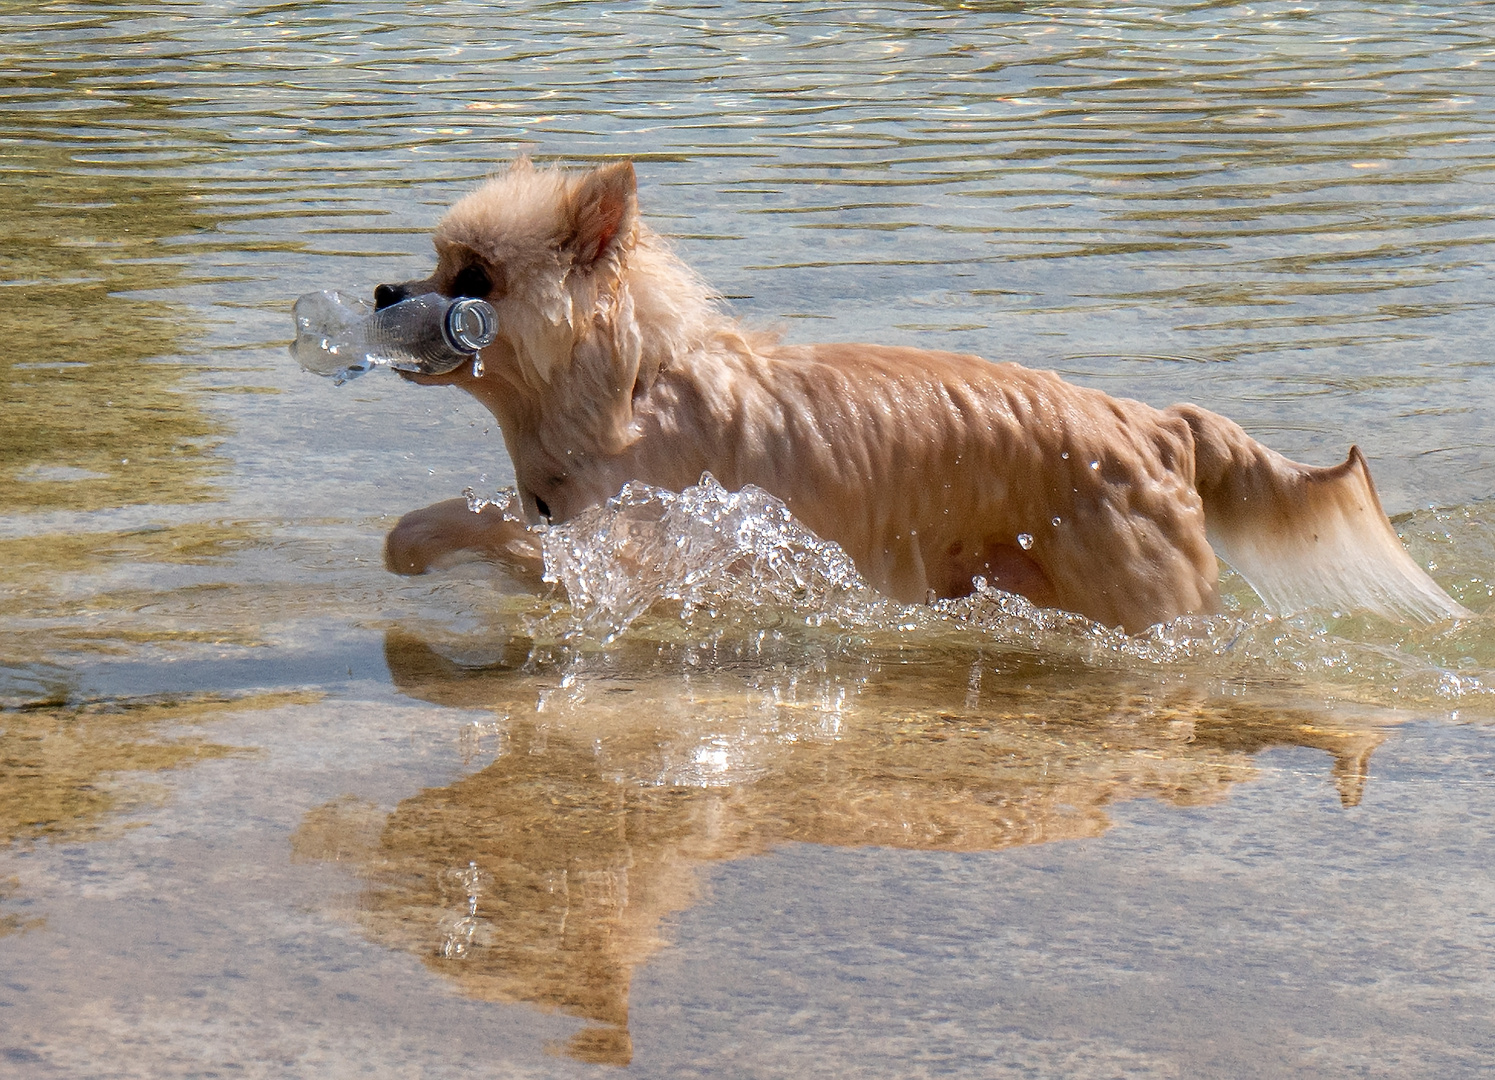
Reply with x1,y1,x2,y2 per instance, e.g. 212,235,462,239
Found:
374,282,411,310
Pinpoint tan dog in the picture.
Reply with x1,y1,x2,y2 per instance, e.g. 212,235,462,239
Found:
376,158,1464,633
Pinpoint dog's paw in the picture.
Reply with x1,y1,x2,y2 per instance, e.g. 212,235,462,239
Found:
384,497,543,580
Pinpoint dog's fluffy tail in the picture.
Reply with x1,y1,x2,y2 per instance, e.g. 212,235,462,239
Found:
1167,404,1468,623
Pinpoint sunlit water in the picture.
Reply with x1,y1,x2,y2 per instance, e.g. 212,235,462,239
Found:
5,2,1495,1076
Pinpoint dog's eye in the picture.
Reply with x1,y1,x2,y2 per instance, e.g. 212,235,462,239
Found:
450,265,492,299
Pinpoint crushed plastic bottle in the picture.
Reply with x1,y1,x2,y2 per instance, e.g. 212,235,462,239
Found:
290,289,497,384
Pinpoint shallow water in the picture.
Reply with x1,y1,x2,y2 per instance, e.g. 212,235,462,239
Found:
5,1,1495,1075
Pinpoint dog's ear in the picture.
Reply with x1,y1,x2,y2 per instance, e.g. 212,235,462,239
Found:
566,161,637,269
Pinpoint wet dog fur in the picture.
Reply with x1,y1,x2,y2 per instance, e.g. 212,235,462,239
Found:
376,158,1464,633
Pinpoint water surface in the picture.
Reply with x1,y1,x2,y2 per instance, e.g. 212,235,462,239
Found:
4,2,1495,1076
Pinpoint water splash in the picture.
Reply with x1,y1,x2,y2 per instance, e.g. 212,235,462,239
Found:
438,861,484,960
449,476,1495,710
535,474,898,643
464,485,521,517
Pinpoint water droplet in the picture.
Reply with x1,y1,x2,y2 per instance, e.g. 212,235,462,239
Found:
1017,532,1034,550
471,356,485,378
1089,460,1100,471
1060,451,1069,460
1051,516,1062,527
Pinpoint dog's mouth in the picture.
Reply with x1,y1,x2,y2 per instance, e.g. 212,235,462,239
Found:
373,283,407,310
345,281,498,381
375,265,493,311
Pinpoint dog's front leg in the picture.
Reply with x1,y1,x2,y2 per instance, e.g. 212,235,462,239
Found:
384,497,544,584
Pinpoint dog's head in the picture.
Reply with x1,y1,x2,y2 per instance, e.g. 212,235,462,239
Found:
376,158,716,454
374,158,642,390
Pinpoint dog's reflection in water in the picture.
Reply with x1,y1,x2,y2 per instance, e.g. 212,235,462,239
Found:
292,630,1391,1066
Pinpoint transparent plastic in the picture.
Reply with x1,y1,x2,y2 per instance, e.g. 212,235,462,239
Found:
290,289,497,383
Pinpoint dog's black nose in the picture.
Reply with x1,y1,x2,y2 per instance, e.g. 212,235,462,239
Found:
374,283,406,310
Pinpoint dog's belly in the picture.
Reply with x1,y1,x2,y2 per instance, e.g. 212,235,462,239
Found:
929,536,1056,607
847,502,1215,631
